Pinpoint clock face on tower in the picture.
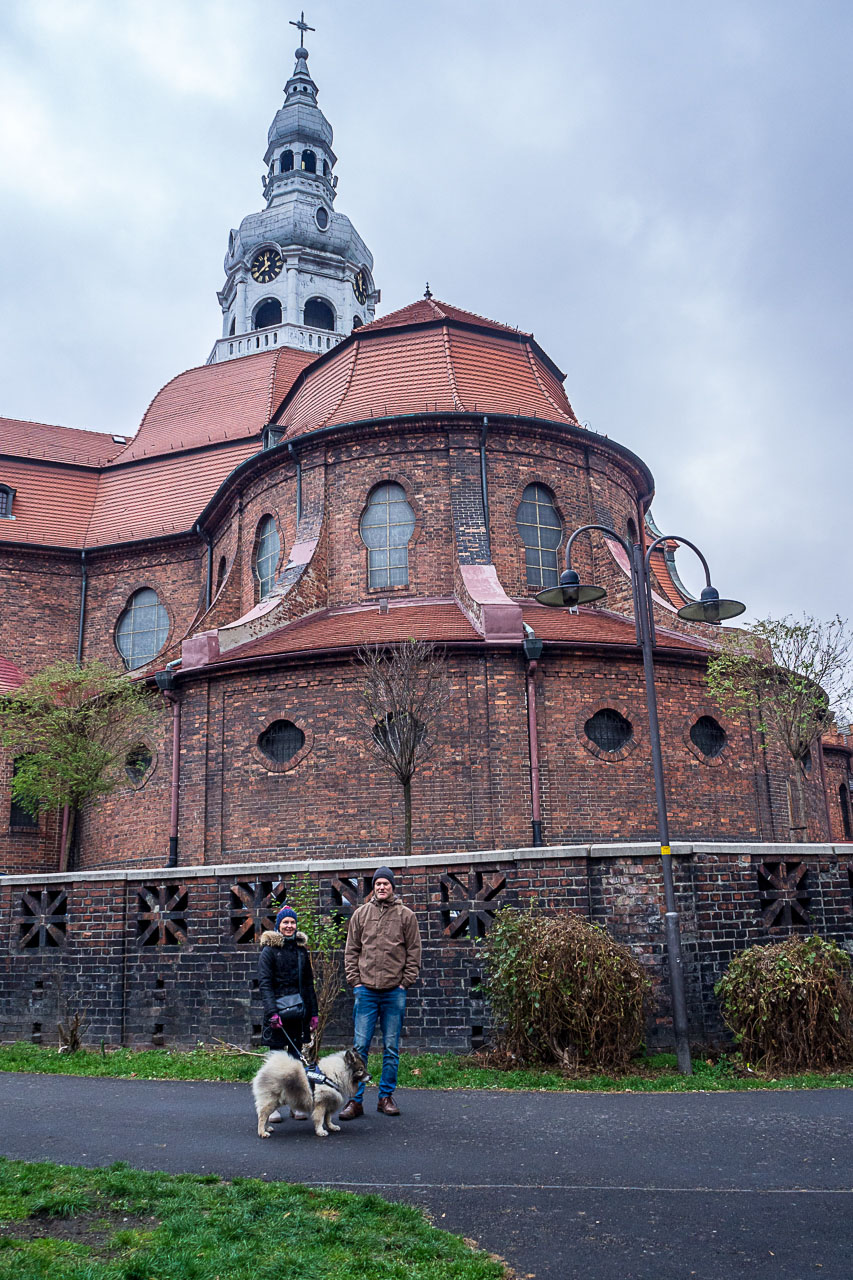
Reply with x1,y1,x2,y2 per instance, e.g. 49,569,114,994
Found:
251,249,283,284
353,269,368,305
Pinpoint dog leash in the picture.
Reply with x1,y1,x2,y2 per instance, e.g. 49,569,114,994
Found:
273,1023,339,1094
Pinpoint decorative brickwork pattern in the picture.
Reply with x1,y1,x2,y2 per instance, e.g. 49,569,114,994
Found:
16,888,67,949
136,884,189,947
438,869,509,938
756,860,810,928
229,880,287,943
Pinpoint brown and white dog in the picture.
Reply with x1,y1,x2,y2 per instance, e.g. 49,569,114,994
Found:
252,1048,370,1139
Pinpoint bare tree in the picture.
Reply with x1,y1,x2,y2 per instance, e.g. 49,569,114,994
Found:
355,640,451,853
706,614,853,839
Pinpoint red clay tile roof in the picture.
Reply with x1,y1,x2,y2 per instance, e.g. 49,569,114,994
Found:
0,347,314,548
0,655,26,693
276,299,578,438
84,441,257,546
519,603,710,652
0,456,101,546
359,298,530,336
116,347,315,463
649,546,690,609
213,600,483,663
1,417,125,466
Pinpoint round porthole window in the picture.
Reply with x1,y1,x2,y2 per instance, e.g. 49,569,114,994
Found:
689,715,726,759
258,720,305,764
585,709,633,753
315,206,329,230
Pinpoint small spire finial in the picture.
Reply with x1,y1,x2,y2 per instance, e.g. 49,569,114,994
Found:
289,10,315,52
424,282,433,299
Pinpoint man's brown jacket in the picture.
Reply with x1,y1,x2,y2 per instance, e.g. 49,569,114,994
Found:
344,894,422,990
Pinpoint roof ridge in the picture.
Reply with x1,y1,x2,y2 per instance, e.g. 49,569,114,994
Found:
522,340,569,419
442,327,465,412
320,335,361,426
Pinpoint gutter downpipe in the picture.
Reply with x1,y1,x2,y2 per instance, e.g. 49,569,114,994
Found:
480,416,491,559
288,442,302,524
168,692,181,867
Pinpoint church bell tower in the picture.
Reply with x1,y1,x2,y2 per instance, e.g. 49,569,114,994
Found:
207,13,379,365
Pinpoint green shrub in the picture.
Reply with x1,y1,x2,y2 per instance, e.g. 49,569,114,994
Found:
479,905,650,1072
716,935,853,1072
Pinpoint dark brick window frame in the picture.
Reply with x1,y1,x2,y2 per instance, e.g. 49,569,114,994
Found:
251,719,314,773
577,702,639,763
349,469,424,597
683,712,729,767
9,757,40,830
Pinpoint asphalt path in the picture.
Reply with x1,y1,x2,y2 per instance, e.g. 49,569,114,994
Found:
1,1073,851,1279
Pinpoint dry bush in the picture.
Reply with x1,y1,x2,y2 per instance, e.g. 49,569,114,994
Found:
716,935,853,1072
480,906,650,1072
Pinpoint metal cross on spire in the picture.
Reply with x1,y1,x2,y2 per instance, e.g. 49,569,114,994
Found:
289,10,315,50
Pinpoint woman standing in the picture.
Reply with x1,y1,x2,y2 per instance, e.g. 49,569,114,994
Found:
258,906,319,1056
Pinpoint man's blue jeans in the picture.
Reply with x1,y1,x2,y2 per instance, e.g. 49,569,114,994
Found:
352,984,406,1101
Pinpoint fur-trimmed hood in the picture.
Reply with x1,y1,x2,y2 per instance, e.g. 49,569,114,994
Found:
259,929,309,948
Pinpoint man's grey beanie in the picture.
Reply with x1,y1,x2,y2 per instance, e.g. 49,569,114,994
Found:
372,866,396,888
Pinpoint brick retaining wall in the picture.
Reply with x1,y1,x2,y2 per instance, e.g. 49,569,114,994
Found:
2,842,852,1053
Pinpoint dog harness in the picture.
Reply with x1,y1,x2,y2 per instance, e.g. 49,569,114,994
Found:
277,1024,340,1094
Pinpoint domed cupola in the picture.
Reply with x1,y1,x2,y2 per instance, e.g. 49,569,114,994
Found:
207,14,379,366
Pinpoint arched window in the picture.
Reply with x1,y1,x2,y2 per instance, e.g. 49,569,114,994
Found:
360,483,415,589
303,297,335,331
627,517,638,544
301,149,317,173
228,316,236,336
9,758,38,828
253,515,281,599
0,484,15,518
215,556,227,594
253,298,282,329
281,150,294,172
352,315,363,330
516,483,562,589
115,588,169,670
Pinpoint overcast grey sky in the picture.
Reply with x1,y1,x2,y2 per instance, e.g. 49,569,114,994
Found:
1,0,850,621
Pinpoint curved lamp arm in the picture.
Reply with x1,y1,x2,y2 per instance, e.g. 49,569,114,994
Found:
565,522,631,569
644,533,712,590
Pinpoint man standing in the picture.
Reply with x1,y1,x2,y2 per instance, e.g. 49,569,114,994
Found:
339,867,422,1118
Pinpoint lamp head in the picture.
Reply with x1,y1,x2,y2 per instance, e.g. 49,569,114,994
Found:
676,584,746,625
535,568,607,609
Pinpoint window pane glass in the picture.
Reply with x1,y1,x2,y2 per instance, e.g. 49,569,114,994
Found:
253,515,281,599
516,484,563,591
115,589,169,670
360,483,414,589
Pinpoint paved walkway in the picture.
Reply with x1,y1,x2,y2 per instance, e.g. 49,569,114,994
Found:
1,1073,852,1279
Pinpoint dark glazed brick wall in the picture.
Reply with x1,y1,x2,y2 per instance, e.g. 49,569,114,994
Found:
2,845,851,1053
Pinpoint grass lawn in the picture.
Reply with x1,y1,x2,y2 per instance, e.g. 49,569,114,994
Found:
0,1043,851,1091
0,1157,506,1279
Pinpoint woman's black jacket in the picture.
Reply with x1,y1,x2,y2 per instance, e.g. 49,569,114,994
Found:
257,930,318,1027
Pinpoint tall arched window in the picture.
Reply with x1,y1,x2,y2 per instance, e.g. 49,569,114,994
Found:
840,784,852,841
253,515,281,599
253,298,282,329
360,483,415,589
280,149,294,172
115,588,169,670
516,483,562,589
0,484,15,518
301,149,317,173
303,297,334,331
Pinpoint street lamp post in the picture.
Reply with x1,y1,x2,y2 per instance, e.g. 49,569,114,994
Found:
535,525,745,1075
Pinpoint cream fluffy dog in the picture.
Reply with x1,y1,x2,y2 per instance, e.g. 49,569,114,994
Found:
252,1048,370,1139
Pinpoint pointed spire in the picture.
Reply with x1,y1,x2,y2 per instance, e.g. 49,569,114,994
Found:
424,282,433,299
284,11,319,106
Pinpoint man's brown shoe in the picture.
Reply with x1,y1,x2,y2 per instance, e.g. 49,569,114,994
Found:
338,1100,363,1121
377,1095,400,1116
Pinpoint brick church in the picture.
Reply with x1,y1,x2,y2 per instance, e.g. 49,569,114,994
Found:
1,33,851,882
